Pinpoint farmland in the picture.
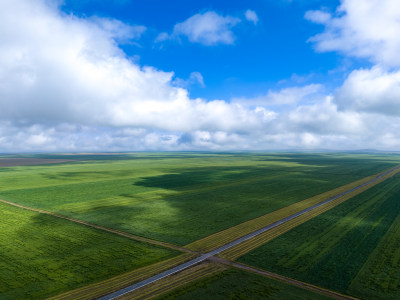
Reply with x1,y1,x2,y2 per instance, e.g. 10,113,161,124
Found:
2,152,400,299
239,173,400,299
0,202,178,299
1,153,399,245
155,268,330,300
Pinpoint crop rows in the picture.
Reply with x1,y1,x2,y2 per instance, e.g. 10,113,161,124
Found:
220,166,400,260
347,210,400,299
187,167,400,254
238,173,400,298
50,253,196,300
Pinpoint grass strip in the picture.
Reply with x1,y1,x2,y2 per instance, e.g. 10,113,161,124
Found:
49,253,196,300
187,166,400,253
117,262,227,300
220,166,400,260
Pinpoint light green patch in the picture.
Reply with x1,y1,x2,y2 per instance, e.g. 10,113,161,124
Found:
0,202,179,300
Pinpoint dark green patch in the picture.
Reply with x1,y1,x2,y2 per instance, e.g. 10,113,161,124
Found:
156,268,330,300
239,174,400,298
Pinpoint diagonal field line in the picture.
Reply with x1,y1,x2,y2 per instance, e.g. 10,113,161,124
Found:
209,257,359,300
99,165,400,300
0,198,196,254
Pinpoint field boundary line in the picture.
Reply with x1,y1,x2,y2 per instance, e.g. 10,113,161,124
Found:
0,198,195,254
209,257,359,300
97,165,400,300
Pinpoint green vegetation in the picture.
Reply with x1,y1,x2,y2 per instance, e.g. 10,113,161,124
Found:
0,153,398,245
155,268,330,300
0,202,178,300
188,167,399,253
51,253,196,300
239,173,400,299
347,209,400,299
119,262,228,300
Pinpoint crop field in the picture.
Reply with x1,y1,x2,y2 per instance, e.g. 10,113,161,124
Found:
1,152,399,245
51,253,196,300
218,164,400,260
0,202,179,300
238,173,400,299
187,166,400,253
155,268,330,300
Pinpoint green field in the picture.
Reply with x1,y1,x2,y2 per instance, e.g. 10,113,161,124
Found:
0,153,398,245
0,202,178,300
239,173,400,299
155,268,330,300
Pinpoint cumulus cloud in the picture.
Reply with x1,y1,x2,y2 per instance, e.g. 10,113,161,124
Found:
306,0,400,67
0,0,267,132
335,66,400,116
1,0,400,152
0,0,278,152
299,0,400,150
156,11,241,46
245,10,259,25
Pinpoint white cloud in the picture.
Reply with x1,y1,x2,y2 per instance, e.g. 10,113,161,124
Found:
0,1,267,133
173,72,205,88
245,10,259,25
335,66,400,116
0,0,277,152
160,11,241,46
155,32,169,43
304,10,331,24
232,84,323,107
91,17,146,43
1,0,400,152
306,0,400,67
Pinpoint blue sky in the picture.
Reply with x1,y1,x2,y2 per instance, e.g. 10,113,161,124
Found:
1,0,400,152
63,0,346,99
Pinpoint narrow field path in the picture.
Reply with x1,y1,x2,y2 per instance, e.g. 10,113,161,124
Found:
99,165,400,300
210,257,358,300
0,198,194,254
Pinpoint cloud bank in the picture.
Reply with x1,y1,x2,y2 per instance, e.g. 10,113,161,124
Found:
1,0,400,152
